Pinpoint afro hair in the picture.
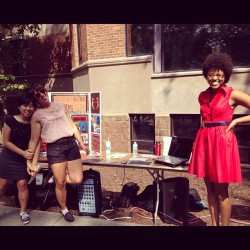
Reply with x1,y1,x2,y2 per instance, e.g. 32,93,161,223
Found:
202,52,233,83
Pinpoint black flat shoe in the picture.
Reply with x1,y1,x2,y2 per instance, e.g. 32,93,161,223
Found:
62,211,75,222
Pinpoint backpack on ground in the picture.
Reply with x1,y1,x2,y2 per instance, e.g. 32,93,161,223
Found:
113,182,140,208
132,181,159,212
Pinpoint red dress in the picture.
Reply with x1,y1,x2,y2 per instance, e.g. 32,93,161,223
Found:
188,84,242,183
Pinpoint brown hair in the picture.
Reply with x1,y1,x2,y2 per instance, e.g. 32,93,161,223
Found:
27,82,46,95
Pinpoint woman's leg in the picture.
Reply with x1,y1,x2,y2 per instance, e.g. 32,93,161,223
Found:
16,179,29,213
66,158,83,185
50,162,67,210
0,178,10,198
204,177,220,226
214,183,231,226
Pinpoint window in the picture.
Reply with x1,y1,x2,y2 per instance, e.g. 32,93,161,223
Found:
171,114,250,164
170,114,201,139
127,24,250,72
233,115,250,164
130,114,155,154
126,24,154,56
77,24,83,65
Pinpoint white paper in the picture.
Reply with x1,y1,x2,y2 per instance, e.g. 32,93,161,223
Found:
110,153,128,158
36,173,43,185
129,157,147,161
163,136,172,156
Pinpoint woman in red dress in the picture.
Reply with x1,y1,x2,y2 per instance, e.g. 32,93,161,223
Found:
189,52,250,226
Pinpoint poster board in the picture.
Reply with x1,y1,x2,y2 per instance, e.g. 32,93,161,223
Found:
90,92,101,154
47,92,101,154
51,94,87,114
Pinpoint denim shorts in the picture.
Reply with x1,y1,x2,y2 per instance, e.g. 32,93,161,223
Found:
46,136,81,165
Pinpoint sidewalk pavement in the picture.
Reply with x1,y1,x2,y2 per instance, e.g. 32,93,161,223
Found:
0,205,143,226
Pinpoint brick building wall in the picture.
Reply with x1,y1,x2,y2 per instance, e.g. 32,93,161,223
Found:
70,24,171,154
71,24,126,68
93,23,136,152
71,24,133,153
101,114,131,153
81,25,88,63
71,25,78,68
155,115,171,154
100,114,171,154
86,24,126,60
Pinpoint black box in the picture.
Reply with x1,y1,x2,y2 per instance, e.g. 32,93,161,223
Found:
78,168,102,217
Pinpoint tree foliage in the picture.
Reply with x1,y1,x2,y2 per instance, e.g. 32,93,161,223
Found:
0,24,41,130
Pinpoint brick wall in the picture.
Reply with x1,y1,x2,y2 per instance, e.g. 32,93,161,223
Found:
71,24,126,67
155,115,171,142
71,24,78,68
101,114,171,154
86,24,126,60
101,114,131,153
81,25,88,63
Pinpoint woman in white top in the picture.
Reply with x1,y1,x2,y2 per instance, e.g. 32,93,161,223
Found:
27,83,90,222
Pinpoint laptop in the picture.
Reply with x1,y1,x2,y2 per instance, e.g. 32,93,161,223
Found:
154,136,194,167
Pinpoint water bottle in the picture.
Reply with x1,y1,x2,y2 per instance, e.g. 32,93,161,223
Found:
133,141,138,157
106,138,111,156
154,141,161,156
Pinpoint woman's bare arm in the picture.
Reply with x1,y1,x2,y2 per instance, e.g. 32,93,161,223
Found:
227,89,250,131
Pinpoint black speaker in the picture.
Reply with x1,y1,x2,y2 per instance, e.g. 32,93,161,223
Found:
77,168,102,217
159,177,189,226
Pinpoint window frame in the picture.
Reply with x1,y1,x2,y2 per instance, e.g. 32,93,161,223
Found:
127,24,250,74
129,113,155,155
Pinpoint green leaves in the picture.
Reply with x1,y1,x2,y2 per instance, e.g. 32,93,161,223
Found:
0,82,27,92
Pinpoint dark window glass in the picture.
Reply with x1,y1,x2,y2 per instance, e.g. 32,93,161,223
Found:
130,114,155,154
163,24,210,71
127,24,154,56
77,24,83,65
162,24,250,72
171,114,250,164
170,114,201,139
233,115,250,164
128,24,250,72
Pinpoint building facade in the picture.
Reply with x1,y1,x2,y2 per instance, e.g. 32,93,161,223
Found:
69,24,250,162
1,24,250,163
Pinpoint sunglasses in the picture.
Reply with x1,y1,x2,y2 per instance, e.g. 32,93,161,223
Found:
34,87,47,98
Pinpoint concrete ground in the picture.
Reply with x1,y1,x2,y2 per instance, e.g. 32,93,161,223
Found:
0,205,143,226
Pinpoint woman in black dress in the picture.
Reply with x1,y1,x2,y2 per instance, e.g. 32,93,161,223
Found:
0,93,40,225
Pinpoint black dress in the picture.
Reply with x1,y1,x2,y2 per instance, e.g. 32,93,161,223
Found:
0,116,31,180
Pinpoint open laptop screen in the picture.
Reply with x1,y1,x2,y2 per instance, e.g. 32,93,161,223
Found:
168,137,194,159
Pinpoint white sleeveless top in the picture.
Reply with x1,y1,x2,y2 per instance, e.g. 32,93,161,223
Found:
34,102,74,143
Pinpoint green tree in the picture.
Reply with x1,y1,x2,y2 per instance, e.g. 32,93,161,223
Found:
0,24,41,130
